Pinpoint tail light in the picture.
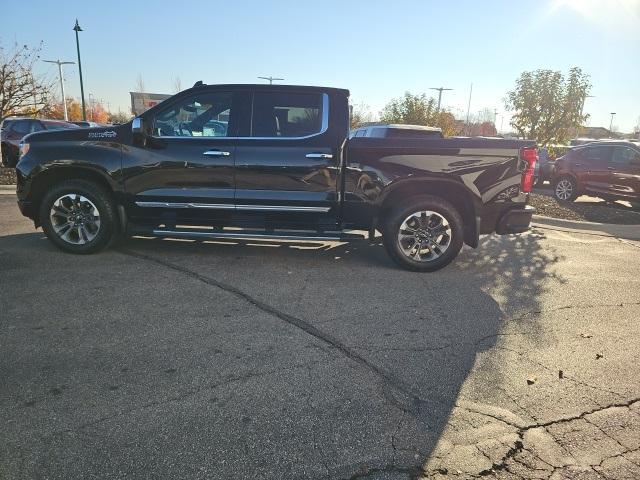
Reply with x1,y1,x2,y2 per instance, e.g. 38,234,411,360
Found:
520,147,538,193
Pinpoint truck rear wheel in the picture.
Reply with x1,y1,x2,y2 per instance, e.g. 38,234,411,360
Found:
39,179,116,254
382,195,464,272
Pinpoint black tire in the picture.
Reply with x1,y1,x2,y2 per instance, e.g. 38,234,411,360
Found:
553,176,578,202
2,147,17,168
39,179,116,254
381,195,464,272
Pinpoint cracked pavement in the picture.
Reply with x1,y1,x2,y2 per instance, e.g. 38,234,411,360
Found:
1,194,639,479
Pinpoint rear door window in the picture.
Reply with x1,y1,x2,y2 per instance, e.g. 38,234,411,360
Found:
251,92,324,138
581,146,612,164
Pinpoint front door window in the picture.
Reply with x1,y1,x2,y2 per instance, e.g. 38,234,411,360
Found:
153,92,234,138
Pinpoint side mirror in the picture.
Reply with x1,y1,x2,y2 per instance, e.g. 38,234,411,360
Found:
132,117,147,146
132,117,143,134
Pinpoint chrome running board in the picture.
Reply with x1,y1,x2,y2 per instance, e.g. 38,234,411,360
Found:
143,228,365,242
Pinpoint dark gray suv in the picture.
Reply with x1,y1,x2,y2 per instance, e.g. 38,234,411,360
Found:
1,118,79,167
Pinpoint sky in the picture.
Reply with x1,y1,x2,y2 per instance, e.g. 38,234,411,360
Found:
3,0,639,132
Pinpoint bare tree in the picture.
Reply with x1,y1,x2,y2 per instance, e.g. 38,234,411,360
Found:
0,41,53,121
350,102,374,128
172,76,182,93
135,74,146,93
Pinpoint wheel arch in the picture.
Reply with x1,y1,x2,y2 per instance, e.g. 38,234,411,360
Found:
378,178,479,247
29,166,118,227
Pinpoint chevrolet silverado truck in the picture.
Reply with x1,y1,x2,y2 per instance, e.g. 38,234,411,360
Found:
15,82,537,271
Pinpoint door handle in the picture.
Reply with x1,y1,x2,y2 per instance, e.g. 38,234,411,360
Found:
607,166,615,170
306,153,333,159
574,163,582,166
203,150,231,157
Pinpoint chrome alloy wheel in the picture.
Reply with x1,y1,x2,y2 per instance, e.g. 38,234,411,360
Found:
49,194,101,245
397,210,452,262
555,179,573,200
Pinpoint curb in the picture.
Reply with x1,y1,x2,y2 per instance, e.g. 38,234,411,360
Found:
532,214,640,241
0,185,16,194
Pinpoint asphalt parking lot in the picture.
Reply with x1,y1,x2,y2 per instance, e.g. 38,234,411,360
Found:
1,193,640,480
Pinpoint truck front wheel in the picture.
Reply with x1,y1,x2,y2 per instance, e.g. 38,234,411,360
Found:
39,179,116,254
382,195,464,272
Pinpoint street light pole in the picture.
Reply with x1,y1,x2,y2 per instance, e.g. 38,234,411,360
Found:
258,76,284,85
73,19,87,121
43,59,75,121
430,87,453,112
610,112,616,133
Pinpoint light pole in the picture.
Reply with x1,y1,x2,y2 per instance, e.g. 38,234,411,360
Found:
73,19,87,120
430,87,453,112
43,59,75,121
258,76,284,85
610,112,616,133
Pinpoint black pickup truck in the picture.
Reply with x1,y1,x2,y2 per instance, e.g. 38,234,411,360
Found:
15,82,536,271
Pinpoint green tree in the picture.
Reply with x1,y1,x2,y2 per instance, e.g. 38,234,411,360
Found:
505,67,591,146
380,92,460,136
380,92,437,126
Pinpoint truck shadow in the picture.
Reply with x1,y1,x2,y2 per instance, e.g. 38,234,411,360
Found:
119,229,563,472
0,228,564,477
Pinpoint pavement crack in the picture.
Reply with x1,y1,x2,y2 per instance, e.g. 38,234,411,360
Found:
118,249,428,408
306,366,331,479
391,408,406,465
477,436,525,476
344,464,423,480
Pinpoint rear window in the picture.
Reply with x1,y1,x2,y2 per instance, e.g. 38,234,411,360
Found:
10,120,33,135
42,121,80,130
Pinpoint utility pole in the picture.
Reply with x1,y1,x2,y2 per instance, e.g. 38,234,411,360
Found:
430,86,453,112
610,112,616,133
493,108,498,124
43,59,75,121
258,76,284,85
73,19,87,120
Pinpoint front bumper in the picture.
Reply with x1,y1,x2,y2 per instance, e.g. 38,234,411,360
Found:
18,199,34,217
495,205,536,234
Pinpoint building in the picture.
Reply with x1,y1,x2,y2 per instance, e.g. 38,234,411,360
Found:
130,92,171,116
577,126,619,139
